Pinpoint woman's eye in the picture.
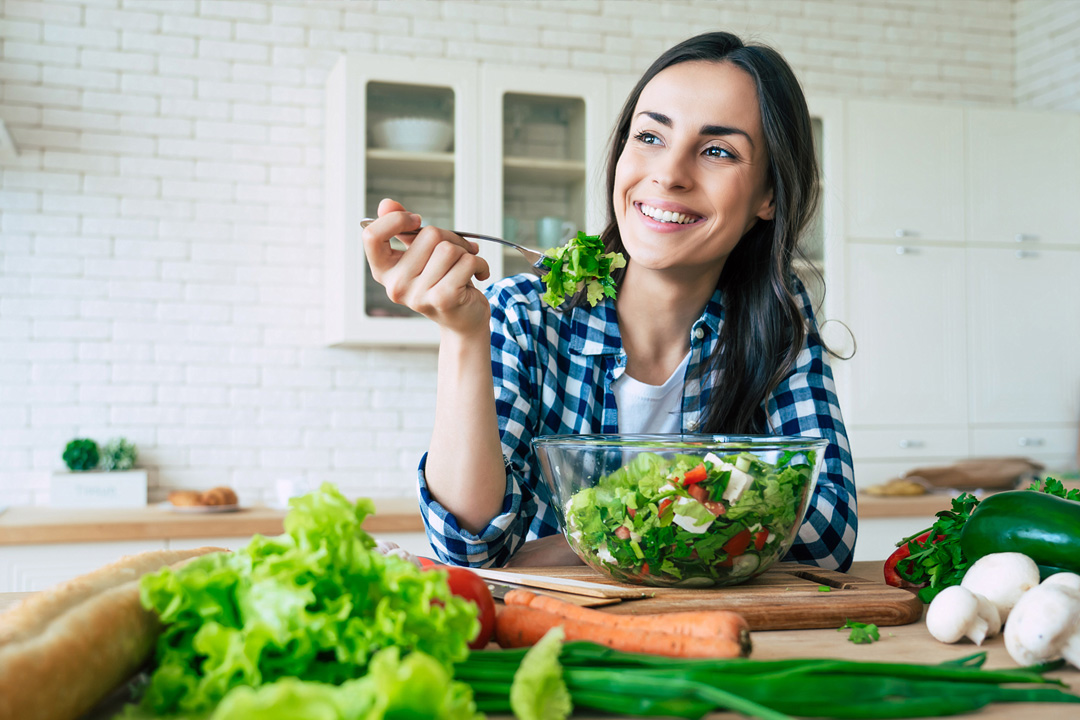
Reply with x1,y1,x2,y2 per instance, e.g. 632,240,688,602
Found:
633,131,661,145
704,145,733,159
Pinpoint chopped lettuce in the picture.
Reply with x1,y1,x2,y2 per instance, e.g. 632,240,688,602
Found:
138,483,479,714
208,647,482,720
509,628,572,720
539,231,626,309
563,449,818,586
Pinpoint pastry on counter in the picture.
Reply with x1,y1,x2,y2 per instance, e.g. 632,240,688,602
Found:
167,486,238,508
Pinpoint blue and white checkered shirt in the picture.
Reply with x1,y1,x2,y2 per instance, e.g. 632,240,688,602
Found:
418,273,858,571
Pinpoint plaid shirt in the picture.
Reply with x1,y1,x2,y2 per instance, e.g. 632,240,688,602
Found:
418,274,858,571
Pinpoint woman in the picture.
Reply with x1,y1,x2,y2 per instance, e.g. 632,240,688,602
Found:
362,31,857,571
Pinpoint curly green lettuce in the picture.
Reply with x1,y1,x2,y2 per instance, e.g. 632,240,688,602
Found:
510,627,572,720
539,231,626,309
138,484,478,714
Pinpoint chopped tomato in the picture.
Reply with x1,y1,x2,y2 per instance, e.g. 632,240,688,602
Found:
753,530,769,551
703,501,725,517
615,525,631,540
681,464,707,485
687,484,709,504
627,507,637,519
658,498,673,515
723,529,752,557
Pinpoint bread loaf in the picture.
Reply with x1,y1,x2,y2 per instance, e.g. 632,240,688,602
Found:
0,546,224,720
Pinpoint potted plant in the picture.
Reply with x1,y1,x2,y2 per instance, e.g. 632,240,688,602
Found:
50,437,148,508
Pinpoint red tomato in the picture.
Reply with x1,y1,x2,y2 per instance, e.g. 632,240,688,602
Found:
627,507,637,519
424,565,496,649
723,529,752,557
681,464,707,485
687,483,710,504
753,530,769,551
658,498,673,515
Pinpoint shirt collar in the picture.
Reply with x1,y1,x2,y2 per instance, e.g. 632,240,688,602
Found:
567,287,725,356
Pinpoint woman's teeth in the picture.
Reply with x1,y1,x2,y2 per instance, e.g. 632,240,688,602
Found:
638,203,699,224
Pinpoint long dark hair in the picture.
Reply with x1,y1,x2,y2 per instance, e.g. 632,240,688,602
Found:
599,31,820,434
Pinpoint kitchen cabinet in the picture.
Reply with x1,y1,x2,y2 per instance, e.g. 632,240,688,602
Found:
324,54,609,347
967,247,1080,425
844,100,965,243
839,100,1080,485
966,108,1080,247
477,65,609,283
842,243,968,428
324,54,479,347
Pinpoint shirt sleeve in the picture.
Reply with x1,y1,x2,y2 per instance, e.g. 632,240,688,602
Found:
416,279,558,567
764,283,858,572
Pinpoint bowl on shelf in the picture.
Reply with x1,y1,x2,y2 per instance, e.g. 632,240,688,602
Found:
532,433,827,588
370,116,453,153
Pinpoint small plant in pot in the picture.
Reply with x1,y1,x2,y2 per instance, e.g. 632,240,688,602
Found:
62,438,100,472
52,436,148,508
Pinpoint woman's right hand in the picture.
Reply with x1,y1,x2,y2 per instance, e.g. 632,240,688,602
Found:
361,198,492,335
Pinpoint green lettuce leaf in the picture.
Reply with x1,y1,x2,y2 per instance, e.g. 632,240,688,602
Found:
209,647,481,720
138,483,479,714
509,627,572,720
539,231,626,309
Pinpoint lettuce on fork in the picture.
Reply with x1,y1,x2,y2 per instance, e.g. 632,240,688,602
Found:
137,484,479,715
539,231,626,309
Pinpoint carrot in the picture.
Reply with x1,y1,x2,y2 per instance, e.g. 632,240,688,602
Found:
502,588,750,645
495,604,750,658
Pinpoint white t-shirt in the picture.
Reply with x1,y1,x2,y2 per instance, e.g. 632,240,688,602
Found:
611,352,691,434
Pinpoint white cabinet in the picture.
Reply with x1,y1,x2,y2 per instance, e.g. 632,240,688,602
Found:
324,54,611,347
324,54,479,347
845,100,965,243
840,100,1080,483
478,65,610,283
967,247,1080,424
843,243,968,427
966,108,1080,247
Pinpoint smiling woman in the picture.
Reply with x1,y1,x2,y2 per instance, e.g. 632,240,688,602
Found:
360,32,856,574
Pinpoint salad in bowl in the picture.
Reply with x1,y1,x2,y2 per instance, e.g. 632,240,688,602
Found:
532,434,827,587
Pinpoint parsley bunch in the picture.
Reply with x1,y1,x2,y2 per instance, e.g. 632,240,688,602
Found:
895,476,1078,603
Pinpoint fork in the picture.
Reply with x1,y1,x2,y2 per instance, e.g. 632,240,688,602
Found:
359,217,548,275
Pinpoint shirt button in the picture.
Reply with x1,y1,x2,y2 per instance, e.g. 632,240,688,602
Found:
694,328,705,340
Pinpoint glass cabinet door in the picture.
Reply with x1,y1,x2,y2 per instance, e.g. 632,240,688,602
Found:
478,66,610,286
324,54,478,347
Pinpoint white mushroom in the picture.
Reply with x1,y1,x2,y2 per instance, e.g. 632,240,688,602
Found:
960,552,1040,622
1004,580,1080,668
925,585,1002,645
1041,572,1080,593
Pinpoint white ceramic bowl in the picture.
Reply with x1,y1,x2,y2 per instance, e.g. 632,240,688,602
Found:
371,117,453,153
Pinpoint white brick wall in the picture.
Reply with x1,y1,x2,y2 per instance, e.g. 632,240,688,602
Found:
0,0,1055,506
1015,0,1080,110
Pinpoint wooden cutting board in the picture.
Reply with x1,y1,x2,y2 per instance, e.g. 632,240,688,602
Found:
494,562,924,631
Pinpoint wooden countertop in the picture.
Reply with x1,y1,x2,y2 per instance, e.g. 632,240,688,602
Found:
0,498,424,545
0,561,1077,719
858,477,1080,518
0,488,1060,547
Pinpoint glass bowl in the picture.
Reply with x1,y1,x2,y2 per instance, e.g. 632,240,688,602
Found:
532,434,827,588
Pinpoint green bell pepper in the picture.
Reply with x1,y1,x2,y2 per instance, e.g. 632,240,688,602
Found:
960,490,1080,577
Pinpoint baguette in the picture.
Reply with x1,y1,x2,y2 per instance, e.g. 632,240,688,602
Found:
0,546,224,720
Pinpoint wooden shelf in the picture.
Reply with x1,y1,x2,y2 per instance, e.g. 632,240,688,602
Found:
504,156,585,185
366,148,455,179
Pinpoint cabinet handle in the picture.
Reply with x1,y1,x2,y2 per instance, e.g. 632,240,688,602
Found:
1015,250,1038,259
895,246,918,255
1018,437,1044,447
1014,233,1038,243
894,229,917,238
898,439,925,449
